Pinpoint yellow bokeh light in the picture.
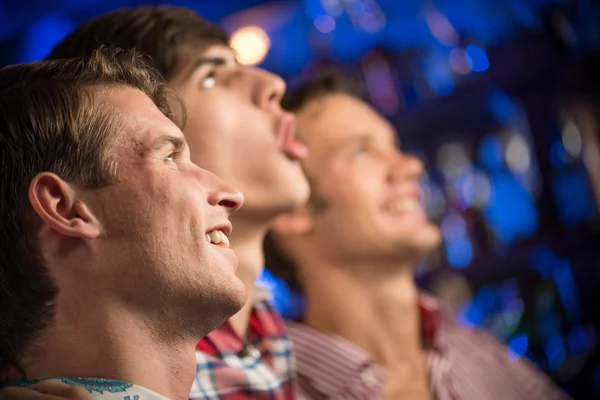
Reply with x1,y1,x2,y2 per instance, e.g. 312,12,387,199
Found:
230,26,271,66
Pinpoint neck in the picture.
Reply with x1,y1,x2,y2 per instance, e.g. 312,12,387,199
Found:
303,259,423,368
226,217,270,338
24,303,196,400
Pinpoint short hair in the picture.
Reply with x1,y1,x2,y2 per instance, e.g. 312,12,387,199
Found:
264,70,362,293
281,69,362,112
0,47,180,367
47,6,229,82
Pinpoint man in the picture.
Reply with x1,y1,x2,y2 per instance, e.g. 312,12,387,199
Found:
0,47,244,399
0,6,310,399
265,73,570,400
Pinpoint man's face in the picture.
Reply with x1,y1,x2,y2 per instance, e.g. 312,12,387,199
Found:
86,88,246,337
297,93,441,264
169,45,310,219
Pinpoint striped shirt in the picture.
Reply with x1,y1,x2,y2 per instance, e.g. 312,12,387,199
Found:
288,293,570,400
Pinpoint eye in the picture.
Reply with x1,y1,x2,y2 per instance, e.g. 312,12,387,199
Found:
201,71,216,89
353,143,370,156
165,150,182,163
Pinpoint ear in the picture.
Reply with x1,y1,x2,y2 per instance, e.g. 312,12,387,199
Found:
29,172,101,240
272,204,314,237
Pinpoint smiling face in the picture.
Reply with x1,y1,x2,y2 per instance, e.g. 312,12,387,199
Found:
296,93,441,266
85,88,246,337
169,45,310,221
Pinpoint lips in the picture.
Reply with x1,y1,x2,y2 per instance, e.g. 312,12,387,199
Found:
278,113,309,160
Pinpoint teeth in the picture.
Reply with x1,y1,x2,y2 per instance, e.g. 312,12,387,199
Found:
220,233,230,247
388,199,420,213
210,230,223,244
206,230,230,248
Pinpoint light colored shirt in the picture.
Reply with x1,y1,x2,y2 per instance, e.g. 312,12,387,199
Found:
288,293,570,400
20,377,169,400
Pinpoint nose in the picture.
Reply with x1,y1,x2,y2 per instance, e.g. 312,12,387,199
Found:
205,172,244,215
251,67,287,112
389,151,424,182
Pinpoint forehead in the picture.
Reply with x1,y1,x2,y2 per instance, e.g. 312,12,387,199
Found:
296,93,396,150
99,88,183,148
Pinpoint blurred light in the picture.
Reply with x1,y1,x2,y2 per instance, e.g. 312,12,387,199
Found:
257,269,305,319
465,45,490,72
567,325,588,356
505,135,531,174
357,13,386,34
511,1,536,27
362,52,400,115
544,334,566,371
426,65,455,96
453,172,475,210
488,90,517,124
537,307,560,339
561,119,582,158
449,48,471,74
421,180,446,220
425,8,459,46
474,285,497,314
473,171,493,208
21,14,74,63
479,135,505,171
441,213,472,269
552,260,583,324
321,0,343,17
553,169,595,226
498,279,519,305
529,245,556,279
436,142,470,179
503,299,524,327
508,334,529,360
484,172,539,243
230,26,271,66
314,14,336,33
445,236,473,269
440,213,467,240
549,140,568,169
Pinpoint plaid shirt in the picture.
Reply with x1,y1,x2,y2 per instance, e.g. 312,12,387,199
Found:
288,293,570,400
190,286,298,399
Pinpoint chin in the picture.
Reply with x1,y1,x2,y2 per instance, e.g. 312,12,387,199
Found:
394,225,442,254
221,276,249,310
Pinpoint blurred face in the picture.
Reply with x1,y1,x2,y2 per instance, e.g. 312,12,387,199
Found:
88,88,246,337
297,93,441,265
170,45,310,220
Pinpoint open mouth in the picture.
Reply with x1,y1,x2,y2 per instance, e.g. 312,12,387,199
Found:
278,113,309,161
205,229,230,248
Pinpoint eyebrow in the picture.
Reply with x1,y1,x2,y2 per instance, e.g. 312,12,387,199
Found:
335,132,400,153
182,56,235,80
152,134,186,152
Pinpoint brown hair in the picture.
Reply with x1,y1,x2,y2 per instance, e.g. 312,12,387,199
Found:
264,70,361,293
0,46,180,367
47,6,229,82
